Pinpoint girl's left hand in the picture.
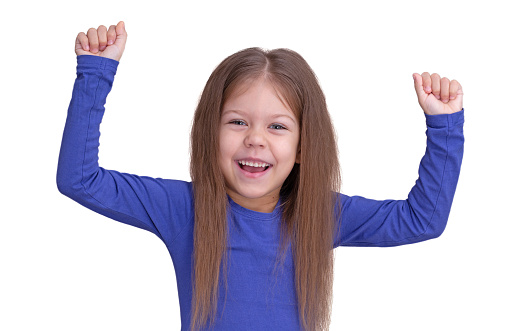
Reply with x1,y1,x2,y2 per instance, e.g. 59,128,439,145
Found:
412,72,463,115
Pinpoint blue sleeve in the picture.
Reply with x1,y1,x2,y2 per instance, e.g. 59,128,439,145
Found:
56,55,193,246
335,109,464,247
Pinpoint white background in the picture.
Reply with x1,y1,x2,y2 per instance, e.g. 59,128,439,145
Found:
1,0,518,330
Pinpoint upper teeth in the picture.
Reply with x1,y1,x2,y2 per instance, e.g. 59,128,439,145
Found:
238,160,270,167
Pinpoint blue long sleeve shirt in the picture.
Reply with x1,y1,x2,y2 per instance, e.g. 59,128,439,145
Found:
57,55,464,330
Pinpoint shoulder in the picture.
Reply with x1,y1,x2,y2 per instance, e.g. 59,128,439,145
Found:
160,179,194,203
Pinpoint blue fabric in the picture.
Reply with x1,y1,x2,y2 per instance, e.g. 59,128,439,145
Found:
57,55,464,330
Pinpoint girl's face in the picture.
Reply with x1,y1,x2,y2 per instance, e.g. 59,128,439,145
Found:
218,78,300,213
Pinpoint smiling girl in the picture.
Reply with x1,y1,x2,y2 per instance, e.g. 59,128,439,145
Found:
57,22,464,331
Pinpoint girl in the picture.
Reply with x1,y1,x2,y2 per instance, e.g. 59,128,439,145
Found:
57,21,464,331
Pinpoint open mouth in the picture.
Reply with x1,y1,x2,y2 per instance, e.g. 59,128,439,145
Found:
237,160,271,173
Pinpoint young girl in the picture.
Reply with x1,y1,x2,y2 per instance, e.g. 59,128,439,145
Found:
57,21,464,331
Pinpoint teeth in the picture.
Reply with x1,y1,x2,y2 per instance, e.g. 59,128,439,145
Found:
238,160,270,167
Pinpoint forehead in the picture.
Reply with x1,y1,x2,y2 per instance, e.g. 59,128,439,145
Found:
222,78,296,117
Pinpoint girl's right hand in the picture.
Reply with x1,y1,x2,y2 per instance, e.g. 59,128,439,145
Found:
75,21,127,62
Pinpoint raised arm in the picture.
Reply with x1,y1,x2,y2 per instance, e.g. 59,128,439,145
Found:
57,22,193,245
335,73,464,247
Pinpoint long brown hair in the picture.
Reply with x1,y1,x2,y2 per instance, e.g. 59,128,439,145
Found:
190,47,341,330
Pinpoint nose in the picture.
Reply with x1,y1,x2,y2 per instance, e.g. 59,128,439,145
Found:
244,126,266,148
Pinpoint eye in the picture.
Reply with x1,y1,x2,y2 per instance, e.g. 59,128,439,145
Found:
269,123,287,130
230,120,247,126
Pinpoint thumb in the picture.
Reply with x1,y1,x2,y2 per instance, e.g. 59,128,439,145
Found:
114,21,127,49
412,73,427,108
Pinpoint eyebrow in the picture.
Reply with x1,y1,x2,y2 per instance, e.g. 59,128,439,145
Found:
222,109,297,125
271,114,297,125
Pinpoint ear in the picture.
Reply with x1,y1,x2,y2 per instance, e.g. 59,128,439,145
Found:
295,148,301,164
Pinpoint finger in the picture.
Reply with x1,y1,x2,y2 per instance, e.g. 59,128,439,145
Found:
450,79,462,100
87,27,99,53
97,25,108,51
430,73,441,100
440,77,450,103
76,32,89,51
421,72,432,93
107,25,116,45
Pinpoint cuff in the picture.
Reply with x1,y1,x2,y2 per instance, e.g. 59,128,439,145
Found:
77,55,119,74
425,108,465,128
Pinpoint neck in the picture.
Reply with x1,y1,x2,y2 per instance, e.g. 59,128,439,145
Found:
226,190,280,213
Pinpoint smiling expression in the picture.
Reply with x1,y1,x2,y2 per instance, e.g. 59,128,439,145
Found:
218,78,300,213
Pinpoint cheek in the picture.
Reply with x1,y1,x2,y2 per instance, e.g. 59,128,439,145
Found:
217,136,232,179
218,129,237,161
273,137,300,163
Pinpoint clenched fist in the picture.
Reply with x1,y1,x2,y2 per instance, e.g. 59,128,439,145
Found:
75,21,127,62
413,72,463,115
